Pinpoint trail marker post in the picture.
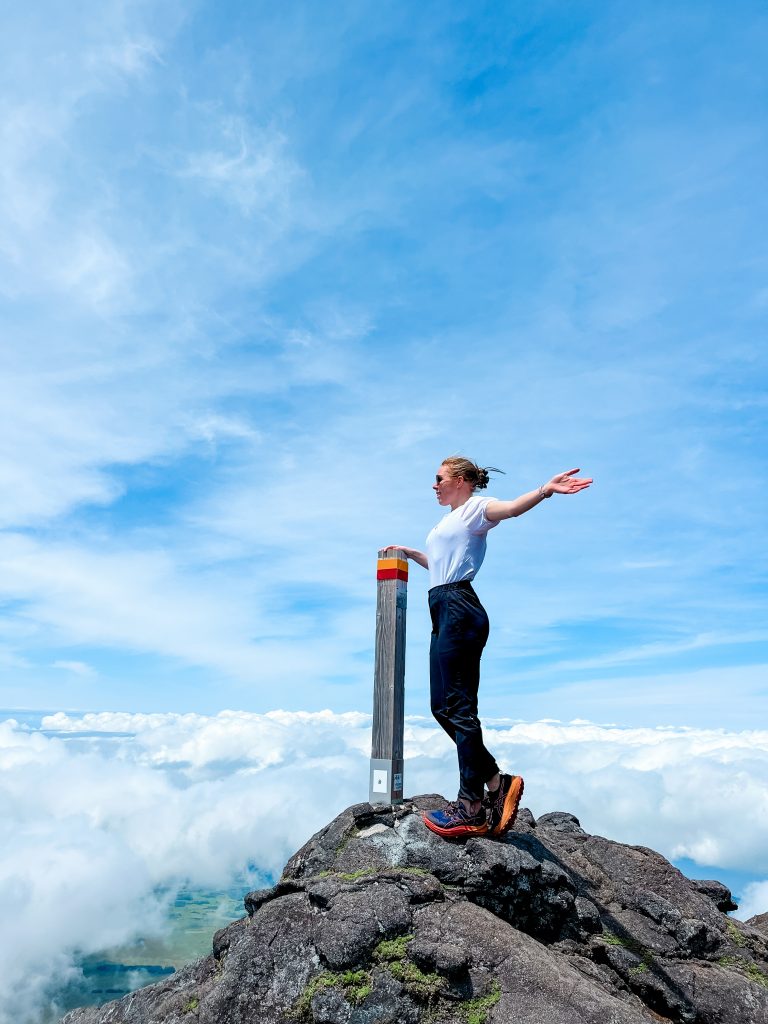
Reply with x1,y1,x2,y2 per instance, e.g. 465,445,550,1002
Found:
369,547,407,805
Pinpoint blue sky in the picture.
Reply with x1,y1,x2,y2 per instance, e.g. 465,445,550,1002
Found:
1,0,766,726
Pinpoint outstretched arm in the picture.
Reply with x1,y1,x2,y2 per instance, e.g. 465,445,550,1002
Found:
486,468,592,522
386,545,429,569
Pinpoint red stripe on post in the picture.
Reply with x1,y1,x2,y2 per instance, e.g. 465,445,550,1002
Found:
376,568,409,581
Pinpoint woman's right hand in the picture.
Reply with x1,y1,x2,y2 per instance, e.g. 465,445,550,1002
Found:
383,546,428,569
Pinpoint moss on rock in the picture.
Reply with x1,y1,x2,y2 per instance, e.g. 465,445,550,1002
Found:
291,968,372,1020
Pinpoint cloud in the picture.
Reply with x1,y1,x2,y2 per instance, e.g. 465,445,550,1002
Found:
178,116,301,217
186,414,263,448
541,630,768,674
0,0,322,535
738,881,768,923
0,534,266,679
0,529,386,699
492,663,768,732
2,710,768,1021
0,710,370,1023
54,229,134,312
88,37,165,78
52,660,96,677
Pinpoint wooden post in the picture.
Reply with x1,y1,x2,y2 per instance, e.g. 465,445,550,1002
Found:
369,546,407,805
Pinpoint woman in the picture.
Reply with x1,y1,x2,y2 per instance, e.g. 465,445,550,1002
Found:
393,457,592,840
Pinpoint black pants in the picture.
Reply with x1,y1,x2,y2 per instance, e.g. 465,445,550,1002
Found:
429,580,499,803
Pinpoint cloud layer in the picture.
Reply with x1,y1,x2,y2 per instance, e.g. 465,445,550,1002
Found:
2,709,767,1022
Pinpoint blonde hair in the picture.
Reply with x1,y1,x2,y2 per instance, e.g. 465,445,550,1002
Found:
440,456,504,491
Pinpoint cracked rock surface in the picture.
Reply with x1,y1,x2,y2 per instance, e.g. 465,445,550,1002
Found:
62,796,768,1024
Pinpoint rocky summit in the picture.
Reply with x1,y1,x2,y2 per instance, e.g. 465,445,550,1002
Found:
63,796,768,1024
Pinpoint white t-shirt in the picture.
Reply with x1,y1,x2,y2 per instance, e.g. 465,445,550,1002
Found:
426,496,499,589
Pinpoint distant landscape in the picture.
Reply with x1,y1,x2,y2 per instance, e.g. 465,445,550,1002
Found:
50,883,252,1020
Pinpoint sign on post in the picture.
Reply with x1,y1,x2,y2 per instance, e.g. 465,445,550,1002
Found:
369,547,407,805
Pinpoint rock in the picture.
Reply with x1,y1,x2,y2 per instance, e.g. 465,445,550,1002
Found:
309,986,350,1023
513,806,537,831
408,936,469,977
693,878,739,912
356,823,390,838
212,917,247,961
61,797,768,1024
312,882,412,968
747,911,768,935
575,895,602,934
244,877,304,916
536,810,585,834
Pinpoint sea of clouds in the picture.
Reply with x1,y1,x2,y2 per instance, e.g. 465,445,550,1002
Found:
2,709,768,1024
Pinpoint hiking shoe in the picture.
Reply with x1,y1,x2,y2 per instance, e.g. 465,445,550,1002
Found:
485,774,524,836
422,801,489,839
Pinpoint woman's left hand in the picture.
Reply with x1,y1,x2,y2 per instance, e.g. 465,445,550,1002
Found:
547,468,593,495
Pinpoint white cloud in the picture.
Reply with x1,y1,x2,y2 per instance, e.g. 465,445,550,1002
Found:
2,710,767,1022
540,630,768,674
52,660,96,677
0,646,30,669
0,1,318,540
186,414,263,447
178,116,301,217
494,663,768,732
0,531,379,693
54,229,134,312
738,880,768,923
88,37,165,78
0,710,370,1023
0,535,263,678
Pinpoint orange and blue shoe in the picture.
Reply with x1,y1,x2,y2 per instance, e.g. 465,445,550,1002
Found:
486,773,524,837
422,801,489,839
